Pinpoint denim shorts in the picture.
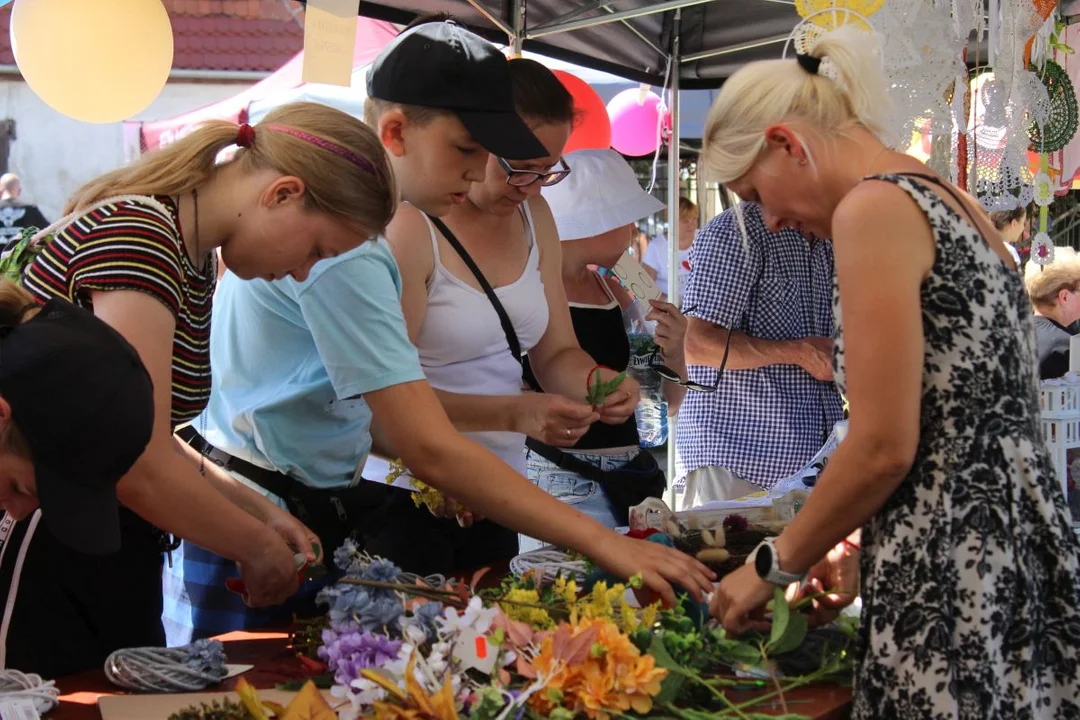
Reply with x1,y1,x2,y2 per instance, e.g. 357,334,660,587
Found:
518,447,639,553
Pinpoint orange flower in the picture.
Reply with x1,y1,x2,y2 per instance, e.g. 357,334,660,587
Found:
526,616,667,720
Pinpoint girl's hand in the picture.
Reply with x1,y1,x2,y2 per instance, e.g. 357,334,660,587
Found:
597,374,641,425
590,533,716,607
264,504,321,564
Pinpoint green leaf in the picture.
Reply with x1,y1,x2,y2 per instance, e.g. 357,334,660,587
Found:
768,611,808,655
648,633,686,704
768,586,789,648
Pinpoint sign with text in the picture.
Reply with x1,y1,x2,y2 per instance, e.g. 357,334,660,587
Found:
302,0,359,87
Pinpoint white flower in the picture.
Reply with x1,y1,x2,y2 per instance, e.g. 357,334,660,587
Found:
439,596,497,638
333,677,387,718
402,623,427,647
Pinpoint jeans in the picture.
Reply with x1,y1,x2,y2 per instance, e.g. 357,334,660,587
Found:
518,447,638,553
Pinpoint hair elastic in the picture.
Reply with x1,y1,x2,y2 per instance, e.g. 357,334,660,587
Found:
235,123,256,148
265,124,376,175
796,52,822,75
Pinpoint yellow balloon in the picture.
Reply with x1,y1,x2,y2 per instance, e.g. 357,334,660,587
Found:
11,0,173,124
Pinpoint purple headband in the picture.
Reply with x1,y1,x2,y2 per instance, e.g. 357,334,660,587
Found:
234,123,376,175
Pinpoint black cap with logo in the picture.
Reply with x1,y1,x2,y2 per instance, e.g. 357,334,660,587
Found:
0,299,154,555
368,21,549,160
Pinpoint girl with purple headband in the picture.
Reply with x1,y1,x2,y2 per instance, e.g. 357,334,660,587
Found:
0,101,396,676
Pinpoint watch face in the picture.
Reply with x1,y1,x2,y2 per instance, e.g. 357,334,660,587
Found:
754,542,772,578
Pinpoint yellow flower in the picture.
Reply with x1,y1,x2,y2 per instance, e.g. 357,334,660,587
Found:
619,595,640,634
640,601,660,630
500,588,553,629
553,575,578,606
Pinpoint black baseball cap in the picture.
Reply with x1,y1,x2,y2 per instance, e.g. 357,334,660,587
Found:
0,298,154,554
368,22,549,160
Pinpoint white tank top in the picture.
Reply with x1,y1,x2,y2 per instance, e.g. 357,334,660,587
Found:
416,204,550,475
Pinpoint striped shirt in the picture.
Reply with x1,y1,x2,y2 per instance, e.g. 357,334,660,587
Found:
22,196,214,427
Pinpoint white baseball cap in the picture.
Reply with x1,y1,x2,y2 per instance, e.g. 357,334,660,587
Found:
542,149,666,241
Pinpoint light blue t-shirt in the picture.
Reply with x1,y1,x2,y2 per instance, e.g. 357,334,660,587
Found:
196,237,424,489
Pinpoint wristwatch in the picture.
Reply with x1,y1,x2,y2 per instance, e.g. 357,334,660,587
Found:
747,538,805,586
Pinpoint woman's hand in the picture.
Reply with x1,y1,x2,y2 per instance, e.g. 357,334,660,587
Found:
514,392,599,447
793,539,859,626
263,504,322,564
646,300,688,364
235,536,302,607
709,564,777,634
597,374,641,425
590,534,716,607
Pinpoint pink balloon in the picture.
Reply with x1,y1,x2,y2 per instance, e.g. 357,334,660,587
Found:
608,88,663,157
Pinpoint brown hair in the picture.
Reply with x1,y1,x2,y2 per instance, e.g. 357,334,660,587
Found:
0,280,36,458
990,206,1027,231
510,58,575,127
1025,247,1080,307
67,102,397,238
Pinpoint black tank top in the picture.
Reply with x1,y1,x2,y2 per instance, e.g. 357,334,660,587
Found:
524,275,639,450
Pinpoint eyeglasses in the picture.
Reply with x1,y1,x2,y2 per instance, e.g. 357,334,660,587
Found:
497,156,572,188
648,316,732,393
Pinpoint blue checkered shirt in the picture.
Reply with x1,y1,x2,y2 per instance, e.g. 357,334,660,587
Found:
676,203,844,487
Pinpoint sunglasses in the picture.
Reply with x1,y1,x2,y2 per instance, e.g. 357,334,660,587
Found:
649,307,732,393
497,156,572,188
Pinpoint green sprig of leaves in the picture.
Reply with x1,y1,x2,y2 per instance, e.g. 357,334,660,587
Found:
586,370,627,407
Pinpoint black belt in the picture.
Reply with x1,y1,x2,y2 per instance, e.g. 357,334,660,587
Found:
176,425,302,501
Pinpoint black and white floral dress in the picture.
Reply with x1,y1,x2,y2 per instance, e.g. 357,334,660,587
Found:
833,174,1080,719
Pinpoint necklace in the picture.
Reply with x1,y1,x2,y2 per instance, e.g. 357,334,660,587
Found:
863,146,890,178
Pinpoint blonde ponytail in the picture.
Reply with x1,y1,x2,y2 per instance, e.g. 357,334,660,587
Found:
702,25,893,184
66,102,397,240
65,121,240,214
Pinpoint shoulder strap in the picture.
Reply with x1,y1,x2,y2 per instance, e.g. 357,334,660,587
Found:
427,215,524,366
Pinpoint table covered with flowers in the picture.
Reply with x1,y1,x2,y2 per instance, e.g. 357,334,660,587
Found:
48,536,855,720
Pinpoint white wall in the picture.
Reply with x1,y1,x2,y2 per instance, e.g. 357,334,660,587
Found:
0,78,253,221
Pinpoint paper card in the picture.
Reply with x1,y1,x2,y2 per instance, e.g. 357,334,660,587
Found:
452,628,499,675
302,0,359,87
611,252,662,302
98,688,338,720
224,663,254,679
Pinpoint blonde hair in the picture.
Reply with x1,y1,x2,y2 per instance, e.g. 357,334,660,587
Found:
702,25,893,184
678,196,697,221
1025,247,1080,307
0,280,37,458
67,102,397,238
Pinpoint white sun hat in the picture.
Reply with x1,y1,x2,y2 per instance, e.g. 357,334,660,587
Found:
542,148,666,241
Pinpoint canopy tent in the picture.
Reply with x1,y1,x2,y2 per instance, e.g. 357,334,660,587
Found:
339,0,801,90
127,18,400,153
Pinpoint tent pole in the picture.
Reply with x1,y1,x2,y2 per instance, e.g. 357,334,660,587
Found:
666,9,682,511
510,0,525,57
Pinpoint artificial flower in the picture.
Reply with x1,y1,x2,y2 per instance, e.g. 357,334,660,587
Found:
500,588,553,629
439,596,497,638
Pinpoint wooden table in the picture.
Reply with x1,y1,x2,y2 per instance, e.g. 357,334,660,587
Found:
49,630,851,719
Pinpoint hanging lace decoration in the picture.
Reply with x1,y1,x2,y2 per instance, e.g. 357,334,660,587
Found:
1028,58,1079,151
794,0,885,27
874,0,967,145
1031,231,1056,264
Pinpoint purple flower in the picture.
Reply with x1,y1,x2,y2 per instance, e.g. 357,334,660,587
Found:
362,558,402,584
318,626,403,686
